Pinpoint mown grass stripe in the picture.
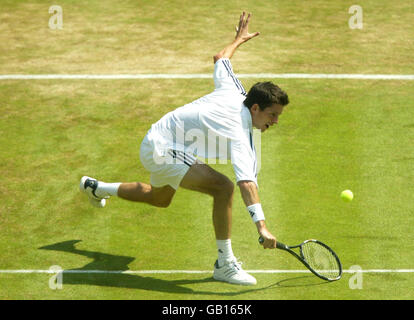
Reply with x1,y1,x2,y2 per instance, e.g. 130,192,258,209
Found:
0,74,413,80
1,269,413,274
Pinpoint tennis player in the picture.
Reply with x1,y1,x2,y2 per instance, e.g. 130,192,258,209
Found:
80,12,289,285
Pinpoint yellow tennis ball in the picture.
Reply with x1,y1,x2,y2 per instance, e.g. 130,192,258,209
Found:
341,190,353,202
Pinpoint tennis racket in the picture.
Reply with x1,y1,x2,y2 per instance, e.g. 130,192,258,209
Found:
259,236,342,281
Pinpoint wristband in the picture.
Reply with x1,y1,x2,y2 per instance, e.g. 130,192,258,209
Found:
247,203,265,223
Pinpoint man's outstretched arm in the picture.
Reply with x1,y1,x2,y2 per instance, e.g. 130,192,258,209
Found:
213,12,260,63
238,180,277,249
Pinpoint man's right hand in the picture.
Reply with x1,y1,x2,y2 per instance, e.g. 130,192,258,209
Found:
256,221,277,249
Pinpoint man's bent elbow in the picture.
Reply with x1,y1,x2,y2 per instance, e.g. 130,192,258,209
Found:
237,180,256,189
213,53,223,63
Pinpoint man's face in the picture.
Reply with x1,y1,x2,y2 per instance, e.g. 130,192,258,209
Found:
250,103,284,132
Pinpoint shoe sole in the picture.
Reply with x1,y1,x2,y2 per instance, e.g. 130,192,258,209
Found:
213,272,257,286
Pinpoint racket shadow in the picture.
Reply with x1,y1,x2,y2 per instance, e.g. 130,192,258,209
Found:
272,275,331,288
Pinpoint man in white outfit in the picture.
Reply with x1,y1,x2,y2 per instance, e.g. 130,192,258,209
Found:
80,12,289,285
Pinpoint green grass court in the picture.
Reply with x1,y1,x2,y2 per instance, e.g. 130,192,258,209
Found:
0,0,413,300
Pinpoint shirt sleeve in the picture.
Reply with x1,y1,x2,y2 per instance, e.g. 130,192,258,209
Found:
230,138,258,187
213,58,247,95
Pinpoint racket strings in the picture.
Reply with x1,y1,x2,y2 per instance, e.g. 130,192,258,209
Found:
301,242,341,280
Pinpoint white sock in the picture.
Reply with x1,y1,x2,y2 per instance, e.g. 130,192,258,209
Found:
216,239,235,267
96,181,121,198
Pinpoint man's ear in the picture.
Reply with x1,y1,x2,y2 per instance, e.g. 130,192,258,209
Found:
251,103,260,113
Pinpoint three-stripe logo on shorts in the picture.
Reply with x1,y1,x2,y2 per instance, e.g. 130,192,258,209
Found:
167,149,197,167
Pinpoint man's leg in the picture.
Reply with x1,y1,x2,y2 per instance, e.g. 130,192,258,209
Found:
179,161,256,285
80,176,175,208
117,182,175,208
179,161,234,240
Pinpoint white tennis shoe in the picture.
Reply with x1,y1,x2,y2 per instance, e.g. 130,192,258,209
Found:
213,259,257,286
79,176,109,208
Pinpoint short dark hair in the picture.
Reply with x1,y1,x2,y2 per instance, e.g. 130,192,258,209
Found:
244,82,289,110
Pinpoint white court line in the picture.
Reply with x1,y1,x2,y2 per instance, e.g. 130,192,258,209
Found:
0,269,413,274
0,74,413,80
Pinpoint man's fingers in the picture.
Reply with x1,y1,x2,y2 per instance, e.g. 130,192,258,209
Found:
235,12,259,42
238,12,247,28
237,12,256,33
246,13,252,25
239,12,245,28
262,237,276,249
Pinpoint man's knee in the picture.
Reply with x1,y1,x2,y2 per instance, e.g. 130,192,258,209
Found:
154,196,173,208
151,185,175,208
211,176,234,198
179,163,234,198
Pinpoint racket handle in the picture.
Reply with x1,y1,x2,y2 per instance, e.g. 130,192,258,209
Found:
258,236,287,250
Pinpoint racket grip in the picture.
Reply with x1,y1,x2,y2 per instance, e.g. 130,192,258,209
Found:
276,241,288,250
258,236,286,250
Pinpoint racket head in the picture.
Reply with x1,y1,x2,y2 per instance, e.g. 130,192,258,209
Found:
258,236,342,281
299,239,342,281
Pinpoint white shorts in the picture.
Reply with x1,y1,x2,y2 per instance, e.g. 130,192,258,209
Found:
139,136,197,190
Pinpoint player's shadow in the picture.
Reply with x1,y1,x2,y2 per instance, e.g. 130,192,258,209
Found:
39,240,260,296
39,240,332,296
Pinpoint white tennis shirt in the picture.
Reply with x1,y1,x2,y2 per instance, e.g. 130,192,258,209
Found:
146,58,258,186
